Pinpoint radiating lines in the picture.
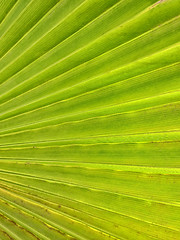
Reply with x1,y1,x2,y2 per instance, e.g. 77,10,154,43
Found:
0,0,179,239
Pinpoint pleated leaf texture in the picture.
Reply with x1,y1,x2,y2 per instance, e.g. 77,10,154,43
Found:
0,0,180,239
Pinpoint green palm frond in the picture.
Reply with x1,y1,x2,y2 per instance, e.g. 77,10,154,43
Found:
0,0,179,239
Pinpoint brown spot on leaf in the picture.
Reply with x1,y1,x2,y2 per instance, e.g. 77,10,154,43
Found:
151,0,166,8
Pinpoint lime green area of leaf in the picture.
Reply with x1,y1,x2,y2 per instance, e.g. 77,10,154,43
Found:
0,0,179,239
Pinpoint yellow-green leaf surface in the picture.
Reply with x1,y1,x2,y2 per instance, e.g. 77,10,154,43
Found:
0,0,179,239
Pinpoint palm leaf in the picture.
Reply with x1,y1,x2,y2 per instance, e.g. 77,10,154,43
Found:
0,0,179,239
